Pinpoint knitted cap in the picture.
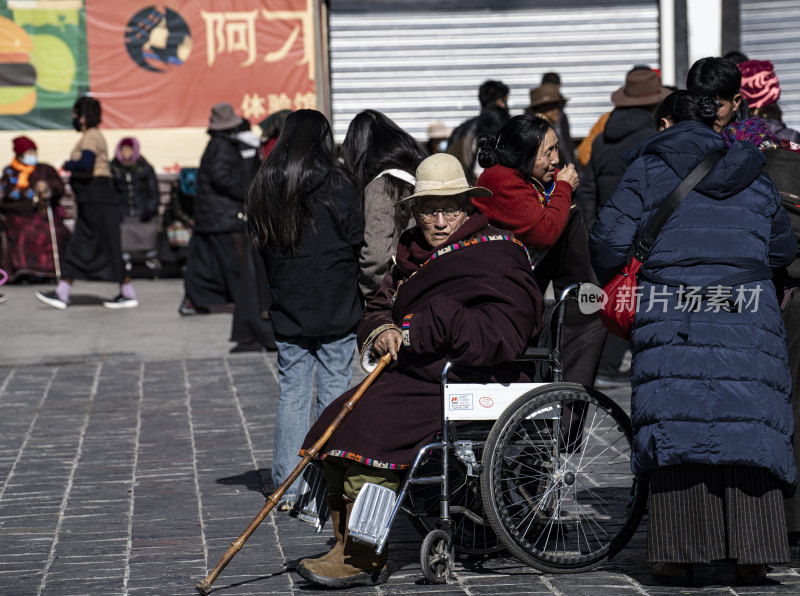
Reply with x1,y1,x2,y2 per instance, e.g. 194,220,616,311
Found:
738,60,781,109
12,136,36,156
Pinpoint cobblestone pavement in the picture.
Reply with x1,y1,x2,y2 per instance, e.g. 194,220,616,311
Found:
1,353,799,595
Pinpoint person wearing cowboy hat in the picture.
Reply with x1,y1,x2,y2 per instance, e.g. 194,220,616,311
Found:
178,102,254,316
294,153,544,589
578,67,671,230
526,81,575,165
576,67,670,388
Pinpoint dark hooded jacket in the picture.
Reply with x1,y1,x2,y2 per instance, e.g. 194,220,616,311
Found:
193,130,250,233
577,106,655,229
589,119,797,493
110,139,159,221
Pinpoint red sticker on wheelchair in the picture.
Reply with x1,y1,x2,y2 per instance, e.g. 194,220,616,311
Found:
449,394,473,410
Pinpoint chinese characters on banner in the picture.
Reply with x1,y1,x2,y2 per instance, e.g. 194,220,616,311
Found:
83,0,318,128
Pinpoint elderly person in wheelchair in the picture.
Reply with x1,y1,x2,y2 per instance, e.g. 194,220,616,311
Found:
296,153,544,588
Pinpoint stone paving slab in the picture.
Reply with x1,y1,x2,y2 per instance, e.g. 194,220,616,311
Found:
0,354,798,595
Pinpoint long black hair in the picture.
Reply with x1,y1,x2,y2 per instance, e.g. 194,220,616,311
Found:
341,109,426,231
655,90,718,129
476,114,552,179
246,109,343,253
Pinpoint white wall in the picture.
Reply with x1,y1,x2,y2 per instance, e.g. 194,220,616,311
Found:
659,0,677,87
0,127,209,173
686,0,722,65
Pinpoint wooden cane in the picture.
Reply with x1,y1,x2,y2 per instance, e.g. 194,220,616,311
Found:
195,352,393,595
44,199,61,280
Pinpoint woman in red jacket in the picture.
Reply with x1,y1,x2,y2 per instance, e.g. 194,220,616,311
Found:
474,114,606,390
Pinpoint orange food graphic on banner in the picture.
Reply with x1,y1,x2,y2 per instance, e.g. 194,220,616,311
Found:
0,16,36,115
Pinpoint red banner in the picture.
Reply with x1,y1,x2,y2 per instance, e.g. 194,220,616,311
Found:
85,0,317,128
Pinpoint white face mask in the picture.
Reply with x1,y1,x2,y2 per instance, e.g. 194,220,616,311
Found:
21,154,37,166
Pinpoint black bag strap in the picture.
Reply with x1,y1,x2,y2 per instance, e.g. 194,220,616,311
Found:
634,147,727,261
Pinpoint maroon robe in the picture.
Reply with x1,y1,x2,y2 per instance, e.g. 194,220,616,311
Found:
0,163,68,281
301,213,543,469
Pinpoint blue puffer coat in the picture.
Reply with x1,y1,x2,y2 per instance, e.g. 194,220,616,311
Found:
589,119,797,493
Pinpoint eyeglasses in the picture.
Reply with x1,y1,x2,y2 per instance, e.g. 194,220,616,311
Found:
416,206,465,224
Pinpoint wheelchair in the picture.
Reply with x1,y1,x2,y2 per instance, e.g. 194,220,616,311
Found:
290,283,648,583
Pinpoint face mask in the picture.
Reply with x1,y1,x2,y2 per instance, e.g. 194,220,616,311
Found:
72,116,82,132
21,154,37,166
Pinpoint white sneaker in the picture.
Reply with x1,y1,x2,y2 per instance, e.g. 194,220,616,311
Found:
35,290,68,310
102,294,139,309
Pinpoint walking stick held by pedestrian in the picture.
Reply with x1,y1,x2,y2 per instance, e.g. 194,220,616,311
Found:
195,352,393,595
36,185,61,280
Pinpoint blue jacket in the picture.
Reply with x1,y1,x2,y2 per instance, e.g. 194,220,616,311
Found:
589,119,797,492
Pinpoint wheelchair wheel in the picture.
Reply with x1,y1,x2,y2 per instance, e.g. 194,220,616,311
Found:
407,445,503,555
420,529,453,584
480,383,647,573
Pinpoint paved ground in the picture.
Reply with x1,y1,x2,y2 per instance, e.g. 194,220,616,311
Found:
1,279,799,595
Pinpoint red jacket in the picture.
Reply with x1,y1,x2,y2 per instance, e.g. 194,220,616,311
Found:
475,164,572,251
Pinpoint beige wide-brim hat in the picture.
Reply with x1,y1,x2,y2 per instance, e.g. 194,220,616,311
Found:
399,153,492,203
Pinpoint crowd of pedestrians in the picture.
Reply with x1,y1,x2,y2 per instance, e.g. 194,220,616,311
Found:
2,50,800,588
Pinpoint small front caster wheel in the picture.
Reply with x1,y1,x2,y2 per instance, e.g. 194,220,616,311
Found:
420,529,453,584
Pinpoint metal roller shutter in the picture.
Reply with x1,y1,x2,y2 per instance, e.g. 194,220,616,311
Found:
741,0,800,131
328,0,660,142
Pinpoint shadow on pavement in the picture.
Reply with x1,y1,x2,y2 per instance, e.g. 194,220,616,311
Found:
216,468,273,496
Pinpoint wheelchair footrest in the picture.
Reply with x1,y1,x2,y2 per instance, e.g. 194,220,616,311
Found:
348,482,396,549
289,460,329,533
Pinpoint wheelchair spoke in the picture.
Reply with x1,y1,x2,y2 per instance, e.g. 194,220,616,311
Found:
481,385,648,573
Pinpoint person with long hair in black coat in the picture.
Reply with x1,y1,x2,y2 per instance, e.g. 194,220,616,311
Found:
246,110,363,509
340,109,426,301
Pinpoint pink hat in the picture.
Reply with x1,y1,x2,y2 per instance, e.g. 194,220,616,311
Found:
738,60,781,109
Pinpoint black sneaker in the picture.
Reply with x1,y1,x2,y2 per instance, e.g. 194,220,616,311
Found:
102,294,139,309
35,290,68,310
179,299,208,316
0,293,6,305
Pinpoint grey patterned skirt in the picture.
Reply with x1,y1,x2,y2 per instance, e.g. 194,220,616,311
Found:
647,463,789,564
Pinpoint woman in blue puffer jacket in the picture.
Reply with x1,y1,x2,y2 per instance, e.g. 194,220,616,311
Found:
590,90,797,585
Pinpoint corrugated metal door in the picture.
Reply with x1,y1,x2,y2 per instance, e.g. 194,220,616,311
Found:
741,0,800,131
328,0,660,142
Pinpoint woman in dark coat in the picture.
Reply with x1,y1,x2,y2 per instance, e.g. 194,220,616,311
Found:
295,153,543,589
35,96,138,310
110,137,159,223
590,90,797,584
110,137,160,266
1,136,68,281
246,109,363,514
180,102,252,315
